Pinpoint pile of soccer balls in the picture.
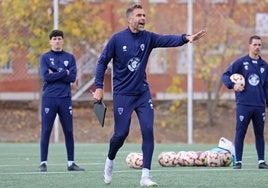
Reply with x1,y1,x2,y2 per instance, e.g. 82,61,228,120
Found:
157,150,233,167
126,138,235,168
125,150,233,168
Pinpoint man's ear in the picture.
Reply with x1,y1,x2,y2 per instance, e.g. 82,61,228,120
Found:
127,17,132,24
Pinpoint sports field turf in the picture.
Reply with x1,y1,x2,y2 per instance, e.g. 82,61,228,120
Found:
1,143,268,188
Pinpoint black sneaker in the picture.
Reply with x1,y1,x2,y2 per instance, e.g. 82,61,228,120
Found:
233,162,242,169
38,163,47,172
67,163,85,171
259,162,268,169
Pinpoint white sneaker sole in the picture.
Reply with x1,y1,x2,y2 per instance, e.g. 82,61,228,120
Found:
140,179,158,187
104,175,112,184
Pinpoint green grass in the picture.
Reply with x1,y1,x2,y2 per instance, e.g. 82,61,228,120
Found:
1,143,268,188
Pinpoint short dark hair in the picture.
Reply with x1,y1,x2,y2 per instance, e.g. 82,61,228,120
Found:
249,35,261,44
49,29,64,39
126,4,143,18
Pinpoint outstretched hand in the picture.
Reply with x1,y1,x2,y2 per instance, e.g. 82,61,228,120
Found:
186,29,206,42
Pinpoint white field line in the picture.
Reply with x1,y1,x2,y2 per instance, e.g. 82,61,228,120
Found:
0,165,264,175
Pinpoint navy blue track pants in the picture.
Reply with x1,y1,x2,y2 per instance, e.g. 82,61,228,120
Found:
108,90,154,169
40,97,74,161
235,105,265,162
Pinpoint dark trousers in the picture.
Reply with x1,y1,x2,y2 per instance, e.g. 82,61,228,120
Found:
40,97,74,162
235,105,265,162
108,89,154,169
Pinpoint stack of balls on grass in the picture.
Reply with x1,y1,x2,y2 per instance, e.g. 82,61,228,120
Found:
157,150,233,167
126,152,143,169
125,150,233,168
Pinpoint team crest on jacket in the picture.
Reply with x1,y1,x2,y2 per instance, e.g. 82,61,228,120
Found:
243,61,249,70
140,44,145,51
50,58,55,65
127,57,140,72
248,73,259,86
64,60,69,67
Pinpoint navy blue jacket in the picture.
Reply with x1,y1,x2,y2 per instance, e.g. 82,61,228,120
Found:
222,55,268,107
40,50,77,98
95,28,189,95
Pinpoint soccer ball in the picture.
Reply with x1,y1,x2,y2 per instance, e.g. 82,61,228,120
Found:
220,152,233,166
182,151,197,166
126,152,136,168
206,151,221,167
230,73,245,87
194,151,207,166
132,153,143,168
175,151,187,166
158,151,177,167
126,152,143,169
158,152,165,166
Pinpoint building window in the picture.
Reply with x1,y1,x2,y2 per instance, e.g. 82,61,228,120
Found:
176,48,188,74
256,13,268,37
85,0,103,2
176,0,196,3
0,61,13,73
211,0,228,3
149,49,167,74
59,0,70,5
236,0,255,3
123,0,140,3
27,62,38,74
59,0,103,4
149,0,168,3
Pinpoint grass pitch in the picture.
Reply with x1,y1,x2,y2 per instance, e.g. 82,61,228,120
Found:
0,143,268,188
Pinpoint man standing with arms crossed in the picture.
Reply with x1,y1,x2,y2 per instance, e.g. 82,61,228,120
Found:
93,4,206,186
39,30,84,172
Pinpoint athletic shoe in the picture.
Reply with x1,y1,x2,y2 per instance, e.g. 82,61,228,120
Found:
140,177,158,187
67,163,85,171
259,162,268,169
38,163,47,172
103,160,114,184
233,162,242,169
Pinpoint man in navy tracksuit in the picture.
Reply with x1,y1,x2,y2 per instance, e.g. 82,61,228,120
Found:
38,30,84,172
93,4,206,186
222,35,268,169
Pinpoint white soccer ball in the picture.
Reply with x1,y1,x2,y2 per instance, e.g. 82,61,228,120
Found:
132,153,143,168
126,152,136,168
220,152,233,167
206,151,221,167
126,152,143,169
230,73,245,87
194,151,207,166
175,151,187,166
158,151,177,167
182,151,197,166
158,152,165,167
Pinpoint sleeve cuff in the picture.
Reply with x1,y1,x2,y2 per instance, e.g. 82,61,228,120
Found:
182,34,190,43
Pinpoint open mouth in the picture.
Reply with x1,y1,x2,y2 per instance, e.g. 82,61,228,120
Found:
139,22,145,27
